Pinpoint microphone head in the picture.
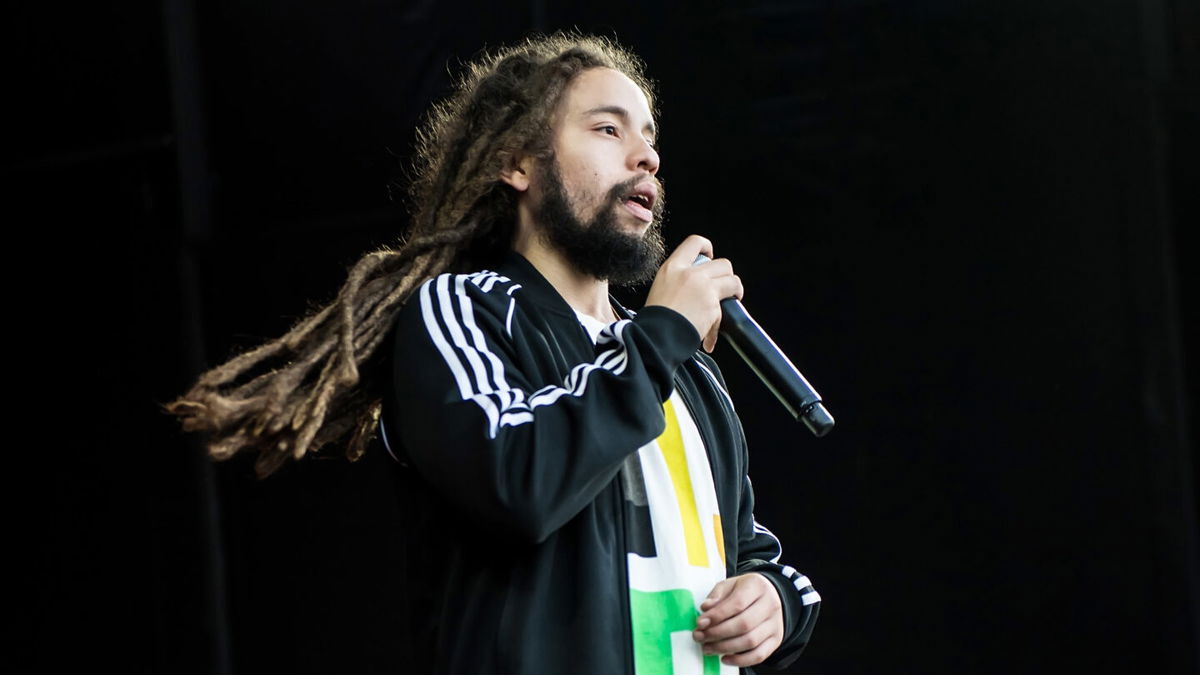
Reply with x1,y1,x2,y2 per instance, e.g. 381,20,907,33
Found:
801,402,835,437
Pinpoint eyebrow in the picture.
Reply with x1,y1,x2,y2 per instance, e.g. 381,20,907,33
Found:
582,105,657,141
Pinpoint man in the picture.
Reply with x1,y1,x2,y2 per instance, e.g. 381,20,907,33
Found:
381,40,819,673
171,33,818,674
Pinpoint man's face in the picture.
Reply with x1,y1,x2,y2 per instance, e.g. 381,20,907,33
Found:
530,67,666,286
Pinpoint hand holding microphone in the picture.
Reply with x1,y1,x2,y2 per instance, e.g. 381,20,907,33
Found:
645,235,834,437
644,235,743,353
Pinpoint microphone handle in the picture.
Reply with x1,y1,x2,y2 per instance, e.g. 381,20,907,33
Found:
717,297,835,437
692,253,834,437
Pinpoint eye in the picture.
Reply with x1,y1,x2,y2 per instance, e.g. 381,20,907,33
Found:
598,125,619,137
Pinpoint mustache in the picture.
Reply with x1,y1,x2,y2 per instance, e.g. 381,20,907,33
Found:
605,176,666,220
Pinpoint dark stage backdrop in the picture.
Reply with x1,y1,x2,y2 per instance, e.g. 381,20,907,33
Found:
22,1,1198,673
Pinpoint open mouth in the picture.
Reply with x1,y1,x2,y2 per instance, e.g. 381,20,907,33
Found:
626,193,652,208
622,195,653,222
621,185,657,223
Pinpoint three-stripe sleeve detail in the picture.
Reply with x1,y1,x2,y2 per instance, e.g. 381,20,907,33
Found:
418,272,635,439
780,564,822,606
756,518,820,605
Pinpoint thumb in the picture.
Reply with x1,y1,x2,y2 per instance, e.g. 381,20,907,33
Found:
668,234,714,267
703,323,719,354
701,578,736,609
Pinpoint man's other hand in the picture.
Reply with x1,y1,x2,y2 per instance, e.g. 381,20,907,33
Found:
692,573,784,667
644,234,743,353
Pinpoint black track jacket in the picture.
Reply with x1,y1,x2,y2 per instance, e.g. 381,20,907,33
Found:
383,251,819,673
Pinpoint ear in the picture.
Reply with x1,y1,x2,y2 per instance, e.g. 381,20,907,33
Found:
498,151,534,192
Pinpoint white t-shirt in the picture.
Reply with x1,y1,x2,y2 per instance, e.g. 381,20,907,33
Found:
576,310,734,675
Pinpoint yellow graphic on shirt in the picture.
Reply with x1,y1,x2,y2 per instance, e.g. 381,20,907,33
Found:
713,514,725,567
627,394,733,675
659,398,709,568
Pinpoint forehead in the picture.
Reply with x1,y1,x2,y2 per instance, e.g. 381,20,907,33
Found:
556,67,655,126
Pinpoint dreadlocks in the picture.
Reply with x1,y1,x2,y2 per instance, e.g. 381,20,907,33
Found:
168,32,656,477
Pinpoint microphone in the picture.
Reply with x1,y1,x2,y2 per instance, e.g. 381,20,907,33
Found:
694,254,834,437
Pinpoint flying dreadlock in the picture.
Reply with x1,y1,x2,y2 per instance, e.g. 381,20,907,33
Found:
168,32,656,477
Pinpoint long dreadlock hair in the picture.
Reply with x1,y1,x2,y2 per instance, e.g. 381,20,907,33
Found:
168,32,656,477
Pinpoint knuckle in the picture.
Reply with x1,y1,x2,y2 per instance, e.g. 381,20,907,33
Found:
725,635,752,653
744,639,774,662
746,645,770,665
728,650,759,668
700,610,729,624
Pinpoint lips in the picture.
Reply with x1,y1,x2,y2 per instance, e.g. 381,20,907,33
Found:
621,181,659,223
623,198,654,222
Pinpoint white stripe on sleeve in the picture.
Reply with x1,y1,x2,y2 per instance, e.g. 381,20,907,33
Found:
752,519,784,564
417,273,638,439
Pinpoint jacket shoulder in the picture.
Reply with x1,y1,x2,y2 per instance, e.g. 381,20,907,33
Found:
400,270,522,321
416,269,522,299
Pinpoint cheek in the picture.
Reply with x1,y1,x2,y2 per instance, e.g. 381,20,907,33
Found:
561,164,604,204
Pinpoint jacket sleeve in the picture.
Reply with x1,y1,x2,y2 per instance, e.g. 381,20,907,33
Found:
736,481,821,669
387,272,701,543
699,354,821,669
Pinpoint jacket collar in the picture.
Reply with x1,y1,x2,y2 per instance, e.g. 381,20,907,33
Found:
494,250,632,320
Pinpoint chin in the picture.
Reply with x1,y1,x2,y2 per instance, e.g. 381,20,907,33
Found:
623,221,652,236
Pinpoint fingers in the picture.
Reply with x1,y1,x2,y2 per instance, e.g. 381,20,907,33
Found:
695,257,732,277
645,234,744,351
694,595,779,667
697,588,775,639
718,634,783,668
703,324,719,353
702,269,743,351
697,575,769,629
668,234,714,267
693,258,744,302
693,258,742,352
701,577,736,608
692,574,785,666
715,272,744,302
702,623,779,661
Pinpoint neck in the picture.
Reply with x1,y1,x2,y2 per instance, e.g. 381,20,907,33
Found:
513,229,613,323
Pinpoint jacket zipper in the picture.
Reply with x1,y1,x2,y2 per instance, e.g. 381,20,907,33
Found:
615,472,635,674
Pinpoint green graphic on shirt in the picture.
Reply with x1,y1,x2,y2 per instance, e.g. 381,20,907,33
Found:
630,588,720,675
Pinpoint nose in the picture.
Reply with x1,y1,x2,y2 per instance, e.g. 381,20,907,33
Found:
631,138,660,175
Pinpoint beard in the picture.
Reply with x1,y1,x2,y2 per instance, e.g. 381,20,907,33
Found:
531,159,666,287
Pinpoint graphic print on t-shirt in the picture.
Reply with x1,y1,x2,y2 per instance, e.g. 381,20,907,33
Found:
573,310,732,675
624,395,734,675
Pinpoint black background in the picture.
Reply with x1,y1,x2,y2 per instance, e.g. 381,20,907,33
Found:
20,1,1198,673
